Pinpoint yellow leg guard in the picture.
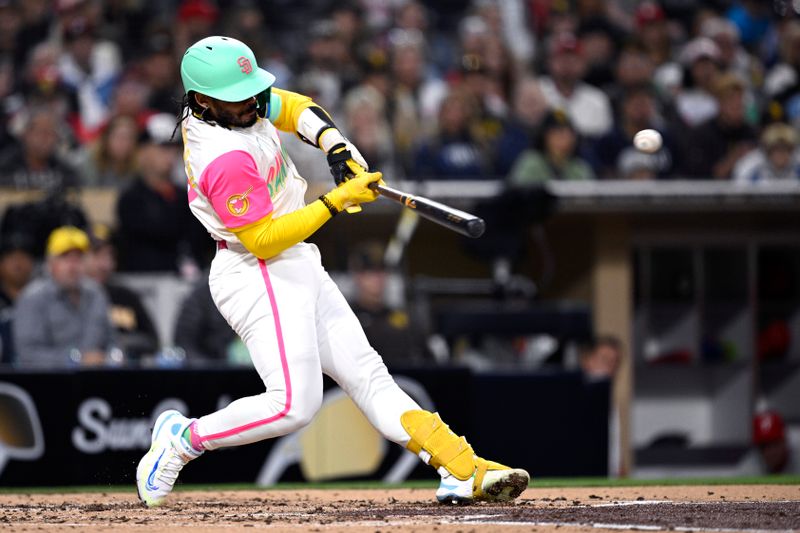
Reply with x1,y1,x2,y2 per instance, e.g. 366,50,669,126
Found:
400,410,475,480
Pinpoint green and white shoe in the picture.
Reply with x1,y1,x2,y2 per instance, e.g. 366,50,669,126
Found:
136,410,203,507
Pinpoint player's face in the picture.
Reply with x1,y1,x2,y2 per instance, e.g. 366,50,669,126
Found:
208,96,258,128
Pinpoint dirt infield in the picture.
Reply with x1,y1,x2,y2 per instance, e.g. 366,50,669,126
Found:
1,484,798,532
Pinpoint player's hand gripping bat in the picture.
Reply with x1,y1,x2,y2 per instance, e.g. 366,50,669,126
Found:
368,182,486,238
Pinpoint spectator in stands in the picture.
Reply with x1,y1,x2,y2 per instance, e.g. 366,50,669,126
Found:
635,2,673,76
85,224,158,361
10,0,50,73
752,410,791,474
97,0,151,57
0,59,13,146
763,21,800,125
589,84,674,179
458,14,490,62
138,30,182,115
539,32,613,138
455,52,506,155
701,17,761,97
0,234,35,365
673,37,723,128
494,77,549,177
330,2,369,66
116,113,207,273
0,108,79,190
294,19,348,117
508,109,595,185
14,226,115,367
1,0,797,191
57,15,122,142
348,241,429,369
482,33,516,103
610,42,657,105
679,72,758,179
342,83,397,179
108,79,154,130
393,0,455,76
484,0,536,72
726,0,773,50
579,335,623,380
641,28,682,104
574,0,629,31
174,270,243,365
0,2,21,60
388,29,448,175
734,123,800,184
5,41,78,125
221,2,271,68
174,0,220,58
84,114,140,188
577,16,624,90
412,89,491,180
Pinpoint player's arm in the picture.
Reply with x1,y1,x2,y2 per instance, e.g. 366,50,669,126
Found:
203,150,381,260
268,88,368,185
234,174,383,259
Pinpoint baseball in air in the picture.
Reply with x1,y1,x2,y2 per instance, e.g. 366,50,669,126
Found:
633,129,663,153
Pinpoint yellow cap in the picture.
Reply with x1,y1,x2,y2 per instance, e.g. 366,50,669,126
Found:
46,226,90,257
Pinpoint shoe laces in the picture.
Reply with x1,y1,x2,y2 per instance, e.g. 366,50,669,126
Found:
156,445,191,486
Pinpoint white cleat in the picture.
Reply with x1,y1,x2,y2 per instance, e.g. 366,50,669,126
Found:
436,473,474,504
136,410,203,507
436,457,529,505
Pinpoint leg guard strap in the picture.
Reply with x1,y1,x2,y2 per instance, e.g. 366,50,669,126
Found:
401,410,475,480
472,457,490,498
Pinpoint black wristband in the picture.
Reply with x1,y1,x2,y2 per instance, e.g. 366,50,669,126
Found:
319,194,339,217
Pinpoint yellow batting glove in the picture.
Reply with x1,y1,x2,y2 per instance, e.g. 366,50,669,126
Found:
324,170,382,213
341,150,366,214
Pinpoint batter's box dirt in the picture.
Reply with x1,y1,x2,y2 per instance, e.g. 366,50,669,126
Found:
0,485,798,532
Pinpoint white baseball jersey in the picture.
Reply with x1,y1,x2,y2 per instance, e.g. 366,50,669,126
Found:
182,113,308,244
179,108,420,457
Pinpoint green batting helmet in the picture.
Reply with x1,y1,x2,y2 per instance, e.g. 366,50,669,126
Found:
181,36,275,115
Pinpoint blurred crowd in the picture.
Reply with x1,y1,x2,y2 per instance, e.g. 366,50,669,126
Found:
1,0,800,192
1,0,800,368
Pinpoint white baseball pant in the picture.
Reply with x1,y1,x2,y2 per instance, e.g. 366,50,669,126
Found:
193,241,420,450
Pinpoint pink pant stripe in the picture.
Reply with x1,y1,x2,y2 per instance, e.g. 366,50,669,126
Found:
199,259,292,443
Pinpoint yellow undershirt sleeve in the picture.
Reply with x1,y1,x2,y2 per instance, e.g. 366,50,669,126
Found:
231,200,332,260
270,88,317,133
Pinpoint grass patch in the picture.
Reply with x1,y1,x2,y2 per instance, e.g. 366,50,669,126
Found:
1,475,797,494
528,475,800,488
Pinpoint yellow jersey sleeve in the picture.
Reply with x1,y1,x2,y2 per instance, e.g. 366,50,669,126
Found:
231,199,332,259
269,88,316,133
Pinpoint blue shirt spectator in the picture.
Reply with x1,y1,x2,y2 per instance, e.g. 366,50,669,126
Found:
734,123,800,183
412,90,490,180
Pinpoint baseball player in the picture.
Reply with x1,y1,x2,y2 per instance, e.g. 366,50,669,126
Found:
136,36,529,507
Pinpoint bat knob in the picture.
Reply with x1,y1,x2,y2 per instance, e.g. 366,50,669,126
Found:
466,218,486,238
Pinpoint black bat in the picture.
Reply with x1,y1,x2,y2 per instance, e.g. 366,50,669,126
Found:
369,183,486,238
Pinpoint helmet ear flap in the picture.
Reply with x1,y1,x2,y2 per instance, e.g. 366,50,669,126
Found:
255,87,271,118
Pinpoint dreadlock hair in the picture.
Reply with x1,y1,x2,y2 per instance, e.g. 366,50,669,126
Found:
172,91,209,140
